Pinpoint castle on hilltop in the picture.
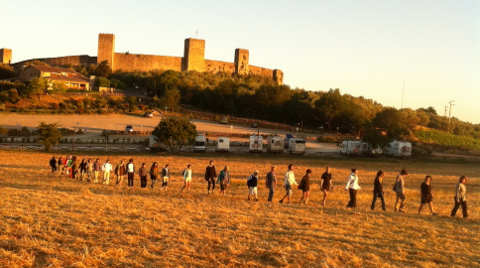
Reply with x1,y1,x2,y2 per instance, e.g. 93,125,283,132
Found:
2,34,283,84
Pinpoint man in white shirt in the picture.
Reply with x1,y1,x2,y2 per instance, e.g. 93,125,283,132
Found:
345,169,361,208
126,159,135,187
279,164,297,204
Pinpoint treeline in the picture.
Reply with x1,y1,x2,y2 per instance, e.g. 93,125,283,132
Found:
108,70,480,142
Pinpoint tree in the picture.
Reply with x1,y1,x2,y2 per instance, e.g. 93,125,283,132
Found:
0,64,15,79
7,88,21,103
158,88,181,112
361,126,392,153
96,60,112,78
37,122,62,151
26,77,48,95
151,116,196,152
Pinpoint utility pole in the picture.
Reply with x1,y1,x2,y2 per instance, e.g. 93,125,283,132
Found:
448,100,455,132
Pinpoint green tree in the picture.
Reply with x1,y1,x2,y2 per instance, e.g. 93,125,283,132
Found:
95,77,111,87
26,77,48,95
7,88,21,103
158,88,181,112
0,64,15,79
96,60,112,78
151,116,196,152
361,126,392,152
37,122,62,151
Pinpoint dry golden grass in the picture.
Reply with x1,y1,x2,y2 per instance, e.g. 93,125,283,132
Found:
0,151,479,267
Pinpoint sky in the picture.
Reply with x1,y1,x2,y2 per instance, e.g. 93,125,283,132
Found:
2,0,479,123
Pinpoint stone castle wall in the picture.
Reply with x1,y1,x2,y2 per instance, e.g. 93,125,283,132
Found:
6,33,283,84
114,53,182,72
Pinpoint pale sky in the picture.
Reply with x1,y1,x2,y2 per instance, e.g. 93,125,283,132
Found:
2,0,479,123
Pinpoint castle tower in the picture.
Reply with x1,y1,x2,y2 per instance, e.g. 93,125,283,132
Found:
97,33,115,69
183,38,205,72
273,69,283,85
234,49,249,75
0,48,12,64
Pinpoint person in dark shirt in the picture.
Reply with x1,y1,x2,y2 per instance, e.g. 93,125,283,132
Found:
204,160,217,194
418,175,438,215
265,166,277,202
320,166,334,206
298,169,312,204
49,157,57,172
247,170,259,201
139,163,148,188
371,170,386,211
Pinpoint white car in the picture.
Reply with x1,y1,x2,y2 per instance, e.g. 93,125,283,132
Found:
125,125,133,134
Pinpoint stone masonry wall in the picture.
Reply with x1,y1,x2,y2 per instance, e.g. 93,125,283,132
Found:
114,53,182,72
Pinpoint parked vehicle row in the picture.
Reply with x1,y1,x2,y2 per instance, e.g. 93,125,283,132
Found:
339,140,412,157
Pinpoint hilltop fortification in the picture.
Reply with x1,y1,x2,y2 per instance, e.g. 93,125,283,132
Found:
7,34,283,84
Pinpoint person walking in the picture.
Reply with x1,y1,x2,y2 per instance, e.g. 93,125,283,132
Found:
79,159,87,181
345,169,361,208
139,163,148,188
320,166,334,206
217,166,230,195
204,160,217,194
298,169,312,204
279,164,297,204
451,176,468,219
150,162,159,189
86,159,93,182
93,158,102,183
266,166,277,202
71,157,78,180
49,156,57,172
418,175,439,215
247,170,259,201
57,156,63,174
102,159,113,185
181,164,193,193
371,170,386,211
115,160,126,186
393,169,408,212
161,164,170,190
126,159,135,187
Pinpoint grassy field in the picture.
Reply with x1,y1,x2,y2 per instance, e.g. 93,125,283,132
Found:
0,151,479,267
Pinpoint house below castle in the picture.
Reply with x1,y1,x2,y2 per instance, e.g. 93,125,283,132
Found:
2,33,283,85
19,65,93,91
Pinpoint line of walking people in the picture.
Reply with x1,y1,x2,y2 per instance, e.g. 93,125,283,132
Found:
49,156,469,218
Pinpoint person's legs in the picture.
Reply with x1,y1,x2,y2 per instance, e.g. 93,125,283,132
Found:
304,191,309,204
371,192,378,210
347,189,354,207
418,204,424,214
461,201,468,218
451,198,460,217
268,185,274,202
399,193,407,211
207,178,212,193
379,192,386,210
322,189,328,206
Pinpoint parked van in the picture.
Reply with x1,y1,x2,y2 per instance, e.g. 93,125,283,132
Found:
387,140,412,157
267,136,284,153
216,137,230,152
149,135,166,152
249,135,263,153
339,140,362,155
194,135,206,153
288,138,306,154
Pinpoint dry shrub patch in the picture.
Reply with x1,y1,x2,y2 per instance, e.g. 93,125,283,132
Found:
0,151,479,267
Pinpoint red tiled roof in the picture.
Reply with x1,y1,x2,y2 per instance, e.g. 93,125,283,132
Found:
26,65,87,79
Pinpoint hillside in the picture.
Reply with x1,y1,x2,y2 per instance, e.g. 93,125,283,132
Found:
1,151,479,267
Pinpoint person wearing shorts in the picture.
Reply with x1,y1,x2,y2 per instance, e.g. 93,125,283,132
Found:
181,164,192,193
279,164,297,204
298,169,312,204
394,169,408,212
217,166,230,195
247,170,259,201
418,175,438,216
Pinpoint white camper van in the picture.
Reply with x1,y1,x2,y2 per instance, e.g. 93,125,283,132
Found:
216,137,230,152
387,140,412,157
267,136,284,153
149,135,166,152
339,140,362,155
194,135,206,153
249,135,263,152
288,138,306,155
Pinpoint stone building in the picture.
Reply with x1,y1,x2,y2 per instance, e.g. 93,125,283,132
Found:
19,65,92,91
